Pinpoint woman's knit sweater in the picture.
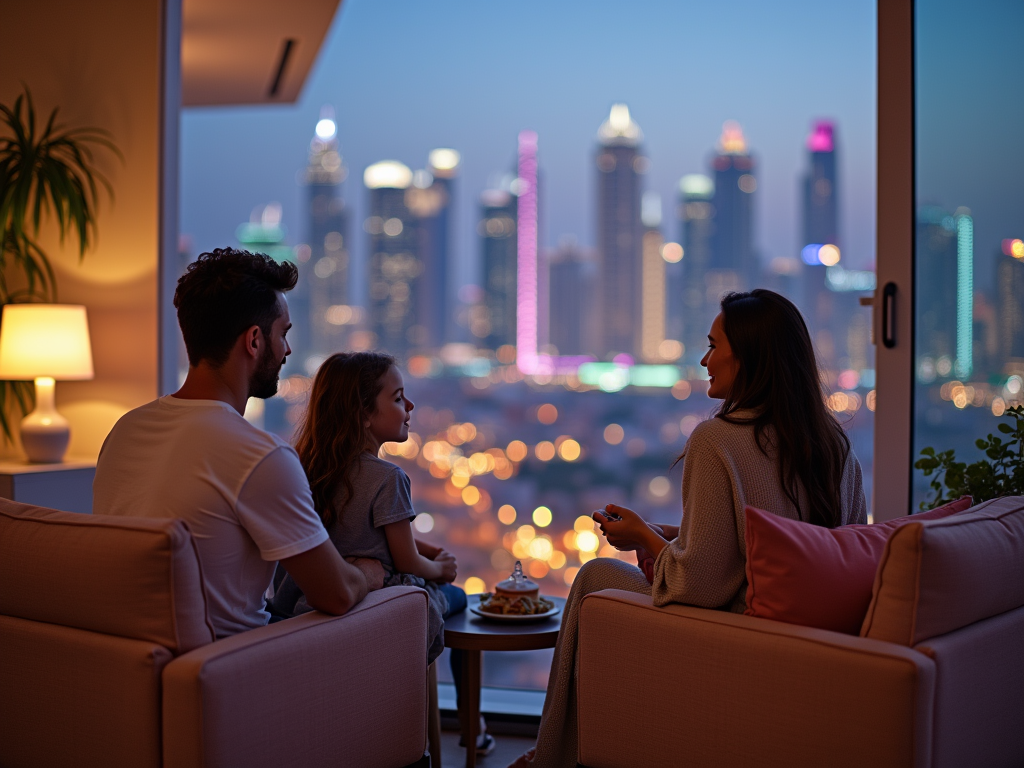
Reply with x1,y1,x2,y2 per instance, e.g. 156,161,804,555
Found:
652,413,867,613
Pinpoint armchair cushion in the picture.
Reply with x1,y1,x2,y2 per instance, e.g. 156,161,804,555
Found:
743,497,970,634
861,496,1024,645
0,498,215,654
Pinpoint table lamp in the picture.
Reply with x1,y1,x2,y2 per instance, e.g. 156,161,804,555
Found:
0,304,94,463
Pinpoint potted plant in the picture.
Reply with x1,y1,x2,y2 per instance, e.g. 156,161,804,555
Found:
916,405,1024,509
0,88,120,439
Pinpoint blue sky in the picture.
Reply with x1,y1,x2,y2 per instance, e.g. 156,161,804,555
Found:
181,0,878,294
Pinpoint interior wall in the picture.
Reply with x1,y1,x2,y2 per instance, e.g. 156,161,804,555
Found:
0,0,177,459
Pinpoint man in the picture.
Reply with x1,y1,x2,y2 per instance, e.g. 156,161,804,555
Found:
94,248,376,637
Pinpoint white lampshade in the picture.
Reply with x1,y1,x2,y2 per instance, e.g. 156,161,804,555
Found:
0,304,94,381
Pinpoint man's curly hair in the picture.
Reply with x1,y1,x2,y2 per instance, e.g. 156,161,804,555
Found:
174,248,298,367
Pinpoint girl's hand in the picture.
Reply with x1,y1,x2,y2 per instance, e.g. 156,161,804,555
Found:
435,550,457,583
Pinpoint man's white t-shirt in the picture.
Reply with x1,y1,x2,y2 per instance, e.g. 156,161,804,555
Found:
93,396,328,637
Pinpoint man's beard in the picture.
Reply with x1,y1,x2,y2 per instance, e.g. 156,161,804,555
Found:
249,343,284,400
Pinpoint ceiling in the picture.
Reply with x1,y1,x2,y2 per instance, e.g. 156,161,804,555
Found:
181,0,342,107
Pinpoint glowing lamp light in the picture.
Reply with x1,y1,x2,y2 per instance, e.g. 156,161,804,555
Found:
0,305,94,463
1003,238,1024,259
315,118,337,140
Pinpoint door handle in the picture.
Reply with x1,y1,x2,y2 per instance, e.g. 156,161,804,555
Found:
881,282,897,349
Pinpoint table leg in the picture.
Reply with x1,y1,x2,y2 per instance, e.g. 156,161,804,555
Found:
458,649,482,768
427,661,442,768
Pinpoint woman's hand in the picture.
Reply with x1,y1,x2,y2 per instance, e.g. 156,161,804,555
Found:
594,504,670,558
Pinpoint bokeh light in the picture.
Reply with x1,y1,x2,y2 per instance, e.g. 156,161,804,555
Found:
575,530,600,552
533,505,553,527
537,403,558,424
535,441,556,461
506,440,528,461
497,504,517,525
464,577,485,595
462,486,481,506
603,423,625,444
558,438,581,461
413,513,434,533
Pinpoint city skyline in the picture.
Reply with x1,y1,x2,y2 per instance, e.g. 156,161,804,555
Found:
180,0,878,303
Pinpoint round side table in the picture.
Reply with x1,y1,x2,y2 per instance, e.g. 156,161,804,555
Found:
443,595,565,768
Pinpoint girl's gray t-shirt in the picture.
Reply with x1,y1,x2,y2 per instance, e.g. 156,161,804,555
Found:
327,452,415,571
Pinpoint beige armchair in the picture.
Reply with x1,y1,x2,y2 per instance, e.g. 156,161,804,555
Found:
0,498,431,768
577,497,1024,768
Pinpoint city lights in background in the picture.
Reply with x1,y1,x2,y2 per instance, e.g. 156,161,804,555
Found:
801,243,841,266
1002,238,1024,259
955,210,973,379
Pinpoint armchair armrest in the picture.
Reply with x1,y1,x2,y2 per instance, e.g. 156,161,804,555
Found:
163,586,429,768
577,590,934,768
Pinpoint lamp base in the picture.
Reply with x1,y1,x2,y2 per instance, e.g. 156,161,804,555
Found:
20,377,70,463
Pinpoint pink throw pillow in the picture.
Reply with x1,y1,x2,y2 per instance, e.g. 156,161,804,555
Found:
743,496,972,634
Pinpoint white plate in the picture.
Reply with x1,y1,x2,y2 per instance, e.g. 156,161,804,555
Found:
469,598,561,623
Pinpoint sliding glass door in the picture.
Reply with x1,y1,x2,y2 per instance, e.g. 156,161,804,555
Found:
912,0,1024,509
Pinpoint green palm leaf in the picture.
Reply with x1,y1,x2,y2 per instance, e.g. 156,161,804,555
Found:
0,86,120,441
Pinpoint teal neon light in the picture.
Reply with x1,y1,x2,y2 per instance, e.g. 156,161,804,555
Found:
955,214,973,379
577,363,680,391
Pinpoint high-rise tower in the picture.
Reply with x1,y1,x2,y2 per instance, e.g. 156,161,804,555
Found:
595,104,645,358
801,120,839,323
916,206,958,375
479,187,517,350
304,108,351,358
709,121,757,281
548,241,597,356
364,160,418,359
678,173,716,368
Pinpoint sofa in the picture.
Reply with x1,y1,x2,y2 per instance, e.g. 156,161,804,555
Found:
577,496,1024,768
0,498,431,768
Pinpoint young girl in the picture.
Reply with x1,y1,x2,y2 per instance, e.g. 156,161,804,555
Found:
293,351,495,755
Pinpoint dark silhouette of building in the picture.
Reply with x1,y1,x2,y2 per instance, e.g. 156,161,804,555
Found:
916,206,958,376
595,104,645,358
677,173,715,369
801,120,840,332
997,247,1024,368
548,240,596,356
709,121,757,281
364,160,418,359
406,149,458,349
304,108,351,359
479,187,517,350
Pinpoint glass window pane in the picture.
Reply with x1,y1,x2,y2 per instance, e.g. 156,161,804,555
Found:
181,1,876,691
914,0,1024,509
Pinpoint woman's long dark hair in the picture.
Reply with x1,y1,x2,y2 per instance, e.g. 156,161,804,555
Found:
294,351,396,529
715,289,851,528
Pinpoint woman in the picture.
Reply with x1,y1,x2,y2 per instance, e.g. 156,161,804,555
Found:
511,289,867,768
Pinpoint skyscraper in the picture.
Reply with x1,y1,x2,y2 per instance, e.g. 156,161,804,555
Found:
801,120,839,328
303,108,351,359
547,241,596,356
595,104,645,358
364,160,418,359
997,242,1024,369
479,187,517,350
915,206,958,375
709,121,757,281
677,173,715,368
405,149,458,349
639,192,666,363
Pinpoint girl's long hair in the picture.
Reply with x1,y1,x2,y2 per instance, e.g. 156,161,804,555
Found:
294,351,396,529
715,289,851,529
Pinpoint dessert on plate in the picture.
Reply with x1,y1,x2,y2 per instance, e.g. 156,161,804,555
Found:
478,561,555,616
